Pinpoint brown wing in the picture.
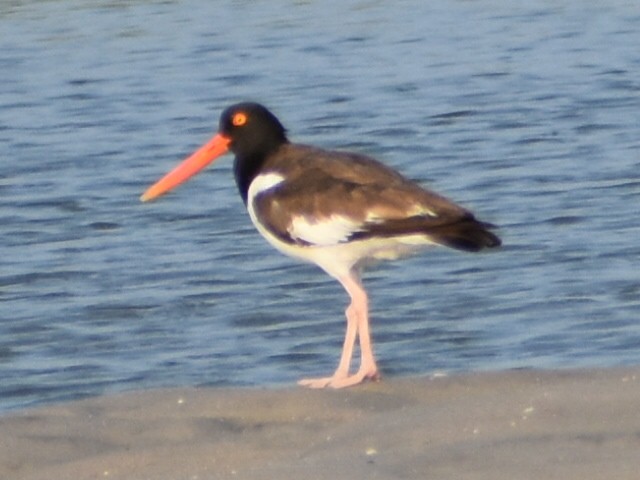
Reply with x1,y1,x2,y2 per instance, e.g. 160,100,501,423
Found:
253,144,501,251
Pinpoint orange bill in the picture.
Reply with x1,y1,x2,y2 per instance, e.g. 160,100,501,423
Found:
140,133,231,202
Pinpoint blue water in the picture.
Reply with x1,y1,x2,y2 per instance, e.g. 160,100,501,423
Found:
1,0,639,413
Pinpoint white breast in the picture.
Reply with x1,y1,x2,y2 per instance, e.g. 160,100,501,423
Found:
246,172,291,252
247,172,286,202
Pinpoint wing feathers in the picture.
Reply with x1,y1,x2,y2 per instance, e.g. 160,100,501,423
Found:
350,215,501,252
249,144,501,251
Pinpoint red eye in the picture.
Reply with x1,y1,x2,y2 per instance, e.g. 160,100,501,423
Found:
232,112,248,126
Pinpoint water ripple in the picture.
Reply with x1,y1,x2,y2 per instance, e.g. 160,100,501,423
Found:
1,0,639,413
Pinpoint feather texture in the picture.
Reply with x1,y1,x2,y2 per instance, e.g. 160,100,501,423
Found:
247,144,500,252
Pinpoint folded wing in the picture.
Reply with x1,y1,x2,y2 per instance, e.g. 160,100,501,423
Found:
252,148,501,252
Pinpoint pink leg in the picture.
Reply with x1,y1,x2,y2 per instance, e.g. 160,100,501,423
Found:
298,271,380,389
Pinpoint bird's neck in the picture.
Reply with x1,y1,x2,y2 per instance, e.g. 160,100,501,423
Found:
233,142,287,204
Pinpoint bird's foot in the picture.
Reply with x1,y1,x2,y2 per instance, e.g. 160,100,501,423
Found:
298,368,380,389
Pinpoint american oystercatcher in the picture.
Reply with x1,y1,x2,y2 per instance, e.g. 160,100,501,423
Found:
141,102,501,389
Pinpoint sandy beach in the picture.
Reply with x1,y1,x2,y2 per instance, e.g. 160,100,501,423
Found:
1,368,639,480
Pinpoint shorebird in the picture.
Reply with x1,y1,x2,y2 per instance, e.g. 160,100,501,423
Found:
141,102,501,388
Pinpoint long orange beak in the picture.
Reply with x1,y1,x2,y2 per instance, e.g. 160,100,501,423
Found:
140,133,231,202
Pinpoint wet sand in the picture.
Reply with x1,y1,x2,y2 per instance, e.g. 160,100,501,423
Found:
2,368,639,480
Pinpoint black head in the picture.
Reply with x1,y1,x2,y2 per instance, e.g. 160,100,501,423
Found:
218,102,288,159
218,103,289,204
141,102,288,204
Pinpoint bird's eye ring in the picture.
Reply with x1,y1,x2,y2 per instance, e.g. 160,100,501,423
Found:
232,112,248,126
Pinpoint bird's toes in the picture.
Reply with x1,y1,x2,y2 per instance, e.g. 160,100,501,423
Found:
298,377,334,389
299,368,380,389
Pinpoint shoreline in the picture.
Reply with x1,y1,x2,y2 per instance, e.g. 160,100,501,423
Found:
2,368,639,479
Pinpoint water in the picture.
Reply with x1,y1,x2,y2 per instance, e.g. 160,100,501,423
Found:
1,0,639,413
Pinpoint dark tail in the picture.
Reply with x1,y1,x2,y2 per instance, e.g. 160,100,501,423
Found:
427,218,502,252
348,214,502,252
